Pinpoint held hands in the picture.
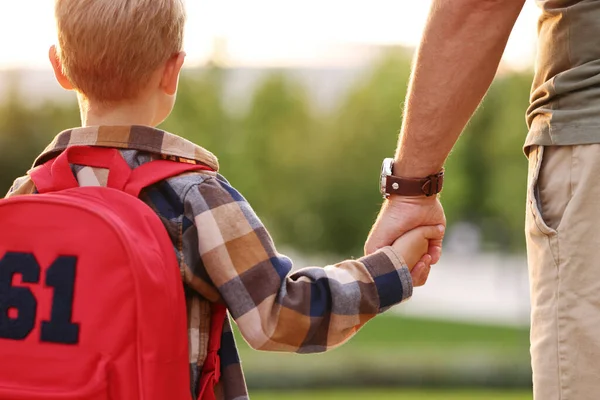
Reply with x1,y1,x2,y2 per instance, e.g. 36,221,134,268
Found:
366,195,446,286
390,224,445,273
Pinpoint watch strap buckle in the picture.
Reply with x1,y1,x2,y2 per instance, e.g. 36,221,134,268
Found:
421,171,444,197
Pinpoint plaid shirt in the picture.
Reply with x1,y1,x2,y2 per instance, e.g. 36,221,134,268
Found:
6,125,413,400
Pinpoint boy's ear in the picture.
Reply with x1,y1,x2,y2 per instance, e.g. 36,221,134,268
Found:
161,51,186,96
49,45,74,91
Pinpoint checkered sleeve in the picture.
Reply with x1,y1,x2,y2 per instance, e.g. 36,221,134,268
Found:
4,175,35,198
185,176,413,353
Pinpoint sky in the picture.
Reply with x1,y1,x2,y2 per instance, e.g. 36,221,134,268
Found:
0,0,541,70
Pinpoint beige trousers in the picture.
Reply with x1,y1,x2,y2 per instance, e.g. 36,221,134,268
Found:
526,145,600,400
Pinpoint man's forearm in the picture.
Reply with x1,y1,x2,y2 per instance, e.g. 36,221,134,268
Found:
394,0,526,177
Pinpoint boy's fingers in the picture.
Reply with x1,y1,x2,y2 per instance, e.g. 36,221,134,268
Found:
420,253,432,267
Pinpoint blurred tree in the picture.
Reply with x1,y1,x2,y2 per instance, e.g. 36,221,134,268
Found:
310,50,414,255
481,72,531,252
162,67,235,168
0,73,78,194
0,52,533,255
232,72,321,250
446,72,531,252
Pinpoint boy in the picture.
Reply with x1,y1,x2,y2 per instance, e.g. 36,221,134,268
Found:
6,0,444,399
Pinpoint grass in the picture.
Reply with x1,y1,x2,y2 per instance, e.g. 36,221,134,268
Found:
232,314,532,390
236,312,529,347
346,314,529,347
234,313,530,356
252,389,532,400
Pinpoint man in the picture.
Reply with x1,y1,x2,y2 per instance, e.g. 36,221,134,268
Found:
365,1,600,399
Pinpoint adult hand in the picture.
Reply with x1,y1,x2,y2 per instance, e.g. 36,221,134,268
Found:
365,195,446,286
391,224,446,269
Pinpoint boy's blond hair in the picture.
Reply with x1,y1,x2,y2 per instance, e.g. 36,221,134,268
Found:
54,0,186,103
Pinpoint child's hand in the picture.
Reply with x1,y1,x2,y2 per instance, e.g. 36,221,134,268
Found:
391,225,445,270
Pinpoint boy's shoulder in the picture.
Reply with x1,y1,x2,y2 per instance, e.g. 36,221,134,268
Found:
33,125,219,171
6,125,232,204
5,175,35,198
167,169,250,219
161,167,235,202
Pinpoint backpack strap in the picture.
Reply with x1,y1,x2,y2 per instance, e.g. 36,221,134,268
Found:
123,160,214,197
30,146,131,193
29,146,215,196
198,304,228,400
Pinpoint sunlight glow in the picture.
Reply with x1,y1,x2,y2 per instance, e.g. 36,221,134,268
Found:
0,0,540,70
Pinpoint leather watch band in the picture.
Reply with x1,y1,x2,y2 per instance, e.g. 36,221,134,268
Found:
385,171,444,197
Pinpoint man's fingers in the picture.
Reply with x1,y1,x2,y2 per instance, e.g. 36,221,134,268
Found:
411,261,431,287
423,224,445,240
411,253,432,287
428,244,443,265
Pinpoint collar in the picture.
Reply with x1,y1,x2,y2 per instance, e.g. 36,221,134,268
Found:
33,125,219,171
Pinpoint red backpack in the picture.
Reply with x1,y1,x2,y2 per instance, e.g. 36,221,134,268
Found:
0,146,226,400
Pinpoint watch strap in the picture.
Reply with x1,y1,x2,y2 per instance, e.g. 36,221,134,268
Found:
385,171,444,197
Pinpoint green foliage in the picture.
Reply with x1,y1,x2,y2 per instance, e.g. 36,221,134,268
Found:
229,72,319,246
0,49,532,254
252,389,532,400
162,68,233,164
447,72,531,251
308,52,413,254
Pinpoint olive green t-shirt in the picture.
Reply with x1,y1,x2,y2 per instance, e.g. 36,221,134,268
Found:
526,0,600,149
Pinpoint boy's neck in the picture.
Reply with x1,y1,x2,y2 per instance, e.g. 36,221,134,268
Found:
80,95,158,127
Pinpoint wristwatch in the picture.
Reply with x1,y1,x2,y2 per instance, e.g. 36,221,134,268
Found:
379,158,444,198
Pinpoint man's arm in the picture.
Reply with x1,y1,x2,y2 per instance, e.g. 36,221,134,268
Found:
365,0,526,281
395,0,526,177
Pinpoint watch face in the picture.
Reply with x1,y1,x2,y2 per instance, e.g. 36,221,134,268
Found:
380,158,394,196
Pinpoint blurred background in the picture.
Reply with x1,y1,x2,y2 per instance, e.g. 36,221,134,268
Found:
0,1,540,399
